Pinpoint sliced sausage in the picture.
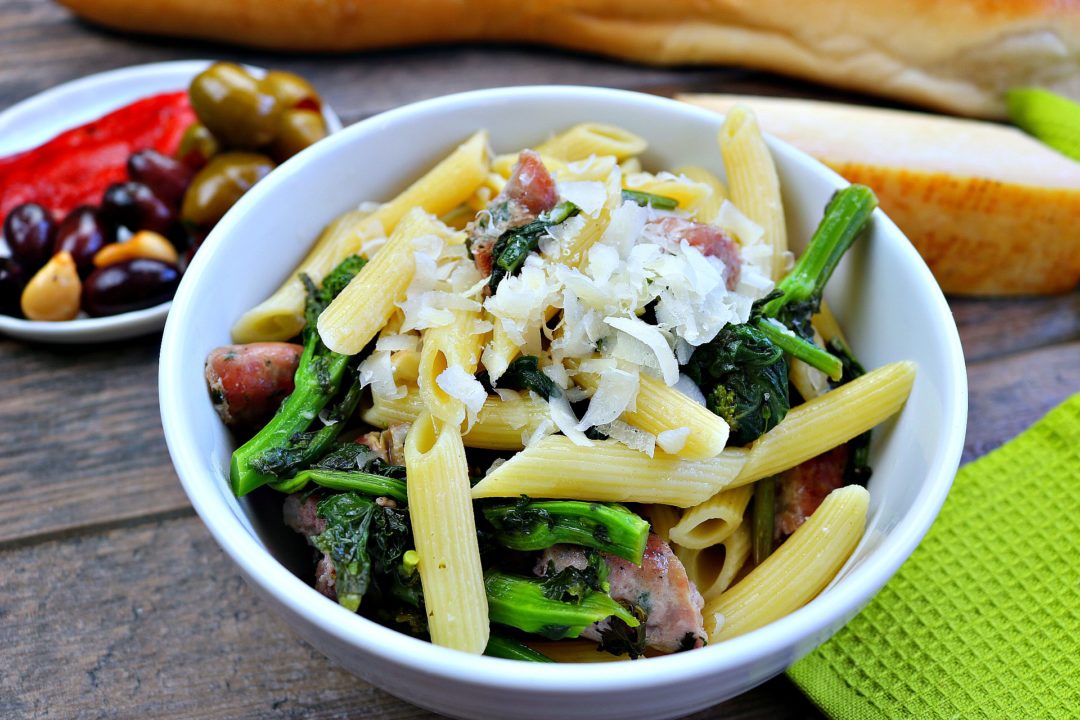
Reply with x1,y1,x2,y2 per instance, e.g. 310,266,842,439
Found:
649,216,742,290
205,341,302,429
776,444,849,537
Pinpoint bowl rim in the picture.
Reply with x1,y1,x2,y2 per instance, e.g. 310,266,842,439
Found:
159,85,967,694
0,59,342,343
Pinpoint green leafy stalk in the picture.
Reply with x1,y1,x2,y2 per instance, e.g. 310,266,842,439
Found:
493,355,560,399
752,477,776,565
484,635,556,662
484,571,638,641
269,469,408,503
754,319,843,381
489,201,579,291
483,498,649,563
827,338,873,485
230,256,368,496
761,185,878,320
621,189,678,210
597,601,648,659
685,322,789,446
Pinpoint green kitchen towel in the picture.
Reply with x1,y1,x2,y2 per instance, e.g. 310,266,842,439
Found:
789,393,1080,719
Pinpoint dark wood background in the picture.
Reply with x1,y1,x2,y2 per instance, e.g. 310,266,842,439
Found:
2,1,1078,717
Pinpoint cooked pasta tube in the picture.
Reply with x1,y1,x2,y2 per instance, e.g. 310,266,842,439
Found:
232,131,489,342
675,521,752,602
418,307,486,426
362,387,551,450
789,329,832,402
524,641,634,663
480,315,520,384
812,299,847,346
705,485,869,642
535,123,647,162
674,165,727,222
736,361,916,484
318,209,453,355
405,411,489,653
575,371,729,460
668,484,753,550
720,106,788,281
492,152,568,178
641,504,682,542
471,437,748,507
231,210,368,342
622,172,712,211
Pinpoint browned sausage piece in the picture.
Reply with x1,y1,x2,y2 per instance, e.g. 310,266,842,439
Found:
204,342,303,429
775,444,850,537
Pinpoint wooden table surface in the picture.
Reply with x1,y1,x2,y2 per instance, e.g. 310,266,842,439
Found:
2,2,1078,718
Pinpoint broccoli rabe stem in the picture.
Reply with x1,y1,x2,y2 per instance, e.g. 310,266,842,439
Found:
752,477,776,565
762,184,878,318
482,500,649,563
230,333,351,496
754,319,843,381
269,469,408,503
484,635,556,662
484,572,639,640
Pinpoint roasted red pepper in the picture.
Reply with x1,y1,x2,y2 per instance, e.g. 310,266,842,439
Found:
0,91,196,220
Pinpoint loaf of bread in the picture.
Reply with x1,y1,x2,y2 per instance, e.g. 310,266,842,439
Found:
57,0,1080,119
682,94,1080,295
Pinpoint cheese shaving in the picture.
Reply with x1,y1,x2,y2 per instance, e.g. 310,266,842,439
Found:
358,351,405,401
656,427,691,454
604,315,679,385
436,365,487,430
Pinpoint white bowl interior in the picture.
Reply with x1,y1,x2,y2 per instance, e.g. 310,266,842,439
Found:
160,87,966,720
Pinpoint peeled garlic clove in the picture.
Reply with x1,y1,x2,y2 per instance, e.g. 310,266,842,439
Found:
93,230,180,267
21,251,82,321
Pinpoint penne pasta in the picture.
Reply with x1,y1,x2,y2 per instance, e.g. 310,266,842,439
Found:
719,106,788,281
668,484,753,550
317,209,453,355
525,640,636,663
736,361,916,484
232,130,489,342
704,485,869,642
674,165,728,223
641,504,682,542
418,307,487,426
405,411,489,653
622,172,713,211
362,387,552,450
675,521,752,602
535,123,647,162
471,436,748,507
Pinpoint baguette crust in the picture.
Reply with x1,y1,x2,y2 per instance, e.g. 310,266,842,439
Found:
57,0,1080,118
682,94,1080,295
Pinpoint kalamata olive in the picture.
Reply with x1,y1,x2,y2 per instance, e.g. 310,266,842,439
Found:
127,149,194,207
269,109,328,163
189,63,282,149
176,123,221,169
81,258,180,317
2,203,56,272
259,70,322,112
101,182,176,236
181,152,274,228
54,206,108,277
0,257,26,316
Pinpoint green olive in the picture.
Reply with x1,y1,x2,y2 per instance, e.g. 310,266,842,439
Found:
181,152,275,228
259,70,322,112
269,109,328,163
189,63,282,149
176,123,221,168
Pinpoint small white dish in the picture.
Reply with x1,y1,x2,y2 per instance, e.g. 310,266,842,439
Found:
160,87,968,719
0,60,342,344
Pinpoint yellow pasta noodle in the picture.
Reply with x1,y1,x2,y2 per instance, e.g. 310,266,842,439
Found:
317,209,452,355
719,106,787,281
668,484,753,550
418,307,487,426
675,521,752,602
232,131,489,342
622,172,712,211
405,412,489,653
362,388,551,451
674,165,727,222
576,372,729,460
535,123,647,162
525,641,635,663
641,504,682,542
737,361,916,484
471,437,748,507
492,152,569,178
704,485,869,642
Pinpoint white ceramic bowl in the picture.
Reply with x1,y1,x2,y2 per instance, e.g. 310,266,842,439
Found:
0,60,342,344
159,86,967,720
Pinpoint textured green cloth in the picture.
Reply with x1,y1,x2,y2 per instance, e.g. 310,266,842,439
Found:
1006,88,1080,162
789,394,1080,719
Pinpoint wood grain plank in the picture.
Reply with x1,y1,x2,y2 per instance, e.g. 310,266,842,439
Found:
0,513,821,720
0,334,189,544
951,291,1080,364
965,341,1080,462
